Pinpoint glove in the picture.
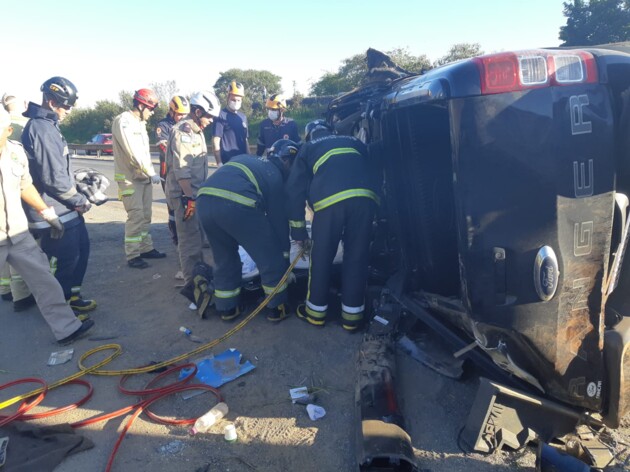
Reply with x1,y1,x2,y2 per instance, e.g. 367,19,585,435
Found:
150,174,162,184
181,196,196,221
295,239,312,259
75,201,92,214
40,207,65,239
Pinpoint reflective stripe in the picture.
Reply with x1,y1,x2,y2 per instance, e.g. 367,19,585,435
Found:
119,188,135,198
50,256,57,275
58,186,78,199
313,188,379,212
263,282,287,295
306,305,327,319
306,300,328,312
114,173,127,182
313,147,361,174
225,162,262,196
341,303,365,314
215,287,241,299
28,211,79,229
125,236,142,243
289,220,306,228
342,311,364,321
0,278,9,286
197,187,257,208
71,286,81,294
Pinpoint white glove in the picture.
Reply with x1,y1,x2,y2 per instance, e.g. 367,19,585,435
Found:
150,174,161,184
40,206,58,222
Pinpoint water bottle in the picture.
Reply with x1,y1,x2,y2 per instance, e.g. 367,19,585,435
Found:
190,402,229,435
179,326,192,336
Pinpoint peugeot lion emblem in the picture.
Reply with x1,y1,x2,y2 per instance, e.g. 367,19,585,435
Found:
534,246,559,302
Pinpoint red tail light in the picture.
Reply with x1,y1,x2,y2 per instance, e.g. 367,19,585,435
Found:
474,50,598,95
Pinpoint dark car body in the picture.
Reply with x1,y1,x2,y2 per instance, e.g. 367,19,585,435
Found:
327,46,630,426
86,133,113,155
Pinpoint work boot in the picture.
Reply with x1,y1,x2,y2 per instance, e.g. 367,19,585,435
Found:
57,319,94,345
265,304,290,323
128,257,149,269
296,304,325,328
1,293,13,301
140,249,166,259
218,305,244,322
13,294,36,312
68,295,97,313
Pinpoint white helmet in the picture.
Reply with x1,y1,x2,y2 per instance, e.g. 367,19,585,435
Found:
189,90,220,118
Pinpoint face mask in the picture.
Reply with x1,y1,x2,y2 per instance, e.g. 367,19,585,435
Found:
268,110,280,121
228,100,241,111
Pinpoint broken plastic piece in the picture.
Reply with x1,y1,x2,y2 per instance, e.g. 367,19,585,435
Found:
47,349,74,366
306,404,326,421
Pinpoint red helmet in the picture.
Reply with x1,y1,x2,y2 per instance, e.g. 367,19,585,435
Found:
133,89,158,109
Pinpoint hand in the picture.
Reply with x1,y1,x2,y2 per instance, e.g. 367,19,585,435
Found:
75,202,92,214
48,217,65,239
295,239,312,258
181,196,196,221
150,174,162,185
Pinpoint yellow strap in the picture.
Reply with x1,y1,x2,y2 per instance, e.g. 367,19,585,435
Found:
289,220,306,228
313,148,361,174
197,187,256,208
313,188,379,212
225,162,262,196
215,287,242,299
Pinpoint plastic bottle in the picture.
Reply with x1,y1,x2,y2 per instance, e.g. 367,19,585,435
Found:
190,402,229,435
179,326,192,336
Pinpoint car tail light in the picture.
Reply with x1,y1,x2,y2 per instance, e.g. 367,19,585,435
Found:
474,50,598,95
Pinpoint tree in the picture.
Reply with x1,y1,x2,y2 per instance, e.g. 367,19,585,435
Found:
559,0,630,46
434,43,483,67
214,69,282,117
150,80,180,105
61,100,123,143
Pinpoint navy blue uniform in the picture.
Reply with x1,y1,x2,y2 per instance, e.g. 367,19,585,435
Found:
256,117,300,156
22,102,91,300
213,108,248,163
197,155,289,311
286,134,379,329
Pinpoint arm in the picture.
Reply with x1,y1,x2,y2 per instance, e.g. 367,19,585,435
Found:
285,146,311,241
212,136,222,166
256,127,265,156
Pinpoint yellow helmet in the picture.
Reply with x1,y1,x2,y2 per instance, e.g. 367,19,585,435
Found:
169,95,190,114
265,93,287,110
227,81,245,97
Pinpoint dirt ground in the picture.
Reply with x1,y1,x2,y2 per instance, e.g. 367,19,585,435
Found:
1,188,630,472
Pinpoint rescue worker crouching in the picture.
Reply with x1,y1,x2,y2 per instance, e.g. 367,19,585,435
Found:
196,139,300,322
165,91,220,291
156,95,190,251
286,121,379,331
112,88,166,269
256,93,300,156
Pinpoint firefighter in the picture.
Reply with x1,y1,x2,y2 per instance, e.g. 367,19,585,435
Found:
156,95,190,252
165,90,220,289
112,88,165,269
22,77,97,316
256,93,300,156
287,121,378,331
197,139,299,321
0,108,94,344
212,81,248,166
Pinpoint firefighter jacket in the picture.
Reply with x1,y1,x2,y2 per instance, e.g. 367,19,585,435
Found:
198,154,290,257
21,102,87,230
286,134,379,241
0,140,33,244
164,118,208,199
112,110,155,195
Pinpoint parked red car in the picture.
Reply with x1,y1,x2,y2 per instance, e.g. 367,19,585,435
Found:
86,133,113,155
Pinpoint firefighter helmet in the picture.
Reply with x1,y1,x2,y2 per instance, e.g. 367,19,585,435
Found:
133,89,159,109
41,76,78,107
268,139,299,161
169,95,190,114
227,81,245,97
190,90,220,118
304,119,331,141
266,93,287,110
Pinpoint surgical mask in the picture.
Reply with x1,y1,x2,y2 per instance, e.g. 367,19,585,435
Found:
268,110,280,121
228,100,241,111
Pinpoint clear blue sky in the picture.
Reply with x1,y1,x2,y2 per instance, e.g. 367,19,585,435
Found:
3,0,567,107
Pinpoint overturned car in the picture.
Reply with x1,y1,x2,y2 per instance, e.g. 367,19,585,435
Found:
328,46,630,436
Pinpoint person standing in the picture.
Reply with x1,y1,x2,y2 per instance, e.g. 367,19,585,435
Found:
156,95,190,253
0,93,32,309
165,90,220,289
22,77,97,316
197,140,299,321
212,81,248,166
286,121,379,331
256,93,300,156
112,88,166,269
